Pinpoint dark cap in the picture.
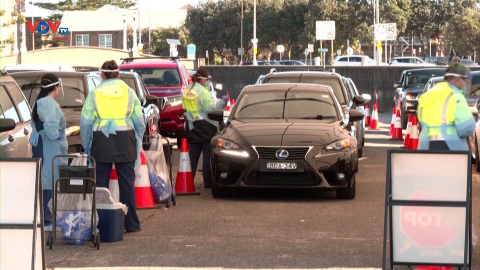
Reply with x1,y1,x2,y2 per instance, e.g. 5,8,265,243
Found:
446,62,471,76
195,68,210,79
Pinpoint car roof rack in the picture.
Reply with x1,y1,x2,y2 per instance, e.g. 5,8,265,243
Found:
1,68,8,76
73,66,99,72
120,56,183,63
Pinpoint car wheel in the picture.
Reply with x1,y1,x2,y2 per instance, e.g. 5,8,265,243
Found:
401,106,408,129
336,173,356,200
475,137,480,173
212,178,230,198
358,144,363,158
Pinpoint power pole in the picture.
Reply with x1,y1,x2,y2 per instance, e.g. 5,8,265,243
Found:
252,0,258,65
241,0,244,62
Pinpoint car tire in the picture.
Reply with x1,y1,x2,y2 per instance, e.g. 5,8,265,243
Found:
401,106,408,129
212,179,230,198
475,137,480,173
336,173,356,200
358,143,363,158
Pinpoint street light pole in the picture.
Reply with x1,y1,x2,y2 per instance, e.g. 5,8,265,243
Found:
252,0,258,65
241,0,243,62
122,14,127,51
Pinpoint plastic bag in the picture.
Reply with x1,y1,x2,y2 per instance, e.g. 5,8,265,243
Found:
48,153,99,245
145,135,172,203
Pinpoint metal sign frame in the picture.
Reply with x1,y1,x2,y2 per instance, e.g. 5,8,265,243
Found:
382,149,472,270
0,158,45,270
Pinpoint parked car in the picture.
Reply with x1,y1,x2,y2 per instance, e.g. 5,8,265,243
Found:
460,59,479,67
393,68,445,128
467,71,480,170
332,55,377,66
119,57,191,145
242,60,274,65
274,60,306,66
11,71,161,152
411,76,445,111
261,70,370,158
0,73,33,157
389,57,436,66
209,83,364,199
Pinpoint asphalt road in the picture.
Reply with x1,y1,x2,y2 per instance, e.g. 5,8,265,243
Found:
46,113,480,270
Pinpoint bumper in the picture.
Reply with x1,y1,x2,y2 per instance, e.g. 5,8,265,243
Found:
405,100,418,113
211,146,356,189
159,109,186,138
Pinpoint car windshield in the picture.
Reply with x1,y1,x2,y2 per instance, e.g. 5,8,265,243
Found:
233,91,339,120
406,70,445,88
469,74,480,96
15,76,86,108
262,77,346,105
121,67,181,87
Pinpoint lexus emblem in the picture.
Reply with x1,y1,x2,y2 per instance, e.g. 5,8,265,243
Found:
275,150,289,159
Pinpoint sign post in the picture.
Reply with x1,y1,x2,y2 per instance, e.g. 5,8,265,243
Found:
375,23,397,65
382,150,472,270
308,44,314,65
316,21,335,67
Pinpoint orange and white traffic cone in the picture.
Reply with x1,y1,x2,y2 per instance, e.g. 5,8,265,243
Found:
402,114,413,148
391,109,403,140
389,107,396,135
175,138,200,195
408,116,419,150
231,99,235,108
364,104,371,126
226,98,231,111
369,104,380,130
135,149,156,208
109,165,120,203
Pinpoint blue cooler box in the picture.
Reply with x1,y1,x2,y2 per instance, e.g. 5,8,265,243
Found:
97,203,125,242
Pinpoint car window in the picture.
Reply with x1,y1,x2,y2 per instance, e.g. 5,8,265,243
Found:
121,67,181,87
233,91,339,120
348,79,360,96
0,86,21,123
138,76,149,102
16,76,87,108
263,77,347,105
405,70,445,88
87,76,101,91
470,75,480,96
5,82,31,122
338,57,347,62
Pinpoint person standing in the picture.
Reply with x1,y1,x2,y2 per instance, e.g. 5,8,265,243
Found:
417,63,475,150
80,60,145,233
29,73,68,231
182,68,227,188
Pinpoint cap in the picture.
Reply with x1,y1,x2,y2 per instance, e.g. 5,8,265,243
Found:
195,68,210,79
446,63,471,76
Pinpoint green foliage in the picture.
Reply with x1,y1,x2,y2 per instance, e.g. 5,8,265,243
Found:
34,0,136,11
445,7,480,56
16,15,25,24
0,10,5,16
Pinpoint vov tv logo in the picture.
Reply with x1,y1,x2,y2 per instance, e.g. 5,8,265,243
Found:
26,21,69,35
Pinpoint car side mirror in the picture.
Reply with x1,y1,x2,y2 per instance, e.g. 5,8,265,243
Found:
348,109,365,123
470,107,478,118
361,94,371,104
215,84,223,91
353,95,366,106
146,94,164,110
0,118,16,133
393,82,401,88
208,109,224,122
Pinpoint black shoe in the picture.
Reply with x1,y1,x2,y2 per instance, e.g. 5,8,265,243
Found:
126,227,142,233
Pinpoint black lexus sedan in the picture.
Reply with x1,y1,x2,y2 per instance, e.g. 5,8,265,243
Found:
209,83,364,199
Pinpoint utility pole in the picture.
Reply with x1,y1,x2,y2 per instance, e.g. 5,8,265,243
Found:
241,0,244,62
252,0,258,65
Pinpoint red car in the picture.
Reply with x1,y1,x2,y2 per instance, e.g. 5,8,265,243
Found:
119,57,191,145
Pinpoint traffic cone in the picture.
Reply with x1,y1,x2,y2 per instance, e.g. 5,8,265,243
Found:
389,107,396,135
231,99,235,107
403,114,413,148
408,116,419,150
369,104,380,130
175,138,200,195
364,104,371,126
391,109,403,140
226,98,231,111
134,149,156,208
109,165,120,203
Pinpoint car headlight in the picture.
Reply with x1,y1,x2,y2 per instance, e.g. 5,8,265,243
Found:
405,94,415,100
165,95,182,107
217,139,249,157
325,139,350,151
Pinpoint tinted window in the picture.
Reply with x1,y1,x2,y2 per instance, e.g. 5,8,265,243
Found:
16,76,87,108
470,74,480,96
263,77,346,104
0,86,20,123
233,91,339,120
5,82,31,122
405,70,445,88
120,68,181,87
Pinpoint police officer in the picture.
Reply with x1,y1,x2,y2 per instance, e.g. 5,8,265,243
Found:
80,60,145,233
417,63,475,150
182,69,227,188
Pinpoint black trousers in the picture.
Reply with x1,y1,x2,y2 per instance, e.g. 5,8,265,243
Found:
429,141,449,150
95,161,140,231
188,141,212,188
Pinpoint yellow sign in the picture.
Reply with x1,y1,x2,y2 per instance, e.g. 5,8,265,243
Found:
254,47,257,55
377,41,382,50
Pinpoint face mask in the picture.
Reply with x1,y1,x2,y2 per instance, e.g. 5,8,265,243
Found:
204,82,210,89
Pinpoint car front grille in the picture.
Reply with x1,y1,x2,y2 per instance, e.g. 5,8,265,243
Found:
255,147,309,160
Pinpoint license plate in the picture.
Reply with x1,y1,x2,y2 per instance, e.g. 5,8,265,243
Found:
266,163,298,170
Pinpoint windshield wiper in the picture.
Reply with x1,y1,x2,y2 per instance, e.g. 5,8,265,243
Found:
300,115,336,120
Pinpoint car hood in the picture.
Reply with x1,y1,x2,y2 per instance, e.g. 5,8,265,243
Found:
223,119,347,147
146,86,183,97
404,88,425,94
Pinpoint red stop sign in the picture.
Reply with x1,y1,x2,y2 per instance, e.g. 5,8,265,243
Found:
400,192,461,247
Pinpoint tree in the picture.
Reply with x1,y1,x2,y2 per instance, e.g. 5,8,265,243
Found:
34,0,136,20
445,7,480,57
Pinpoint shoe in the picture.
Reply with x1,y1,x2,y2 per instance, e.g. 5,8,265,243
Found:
126,227,142,233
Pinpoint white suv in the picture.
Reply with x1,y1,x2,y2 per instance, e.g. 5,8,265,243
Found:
332,55,377,66
389,57,436,66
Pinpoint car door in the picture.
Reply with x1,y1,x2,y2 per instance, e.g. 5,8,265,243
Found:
0,85,31,158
